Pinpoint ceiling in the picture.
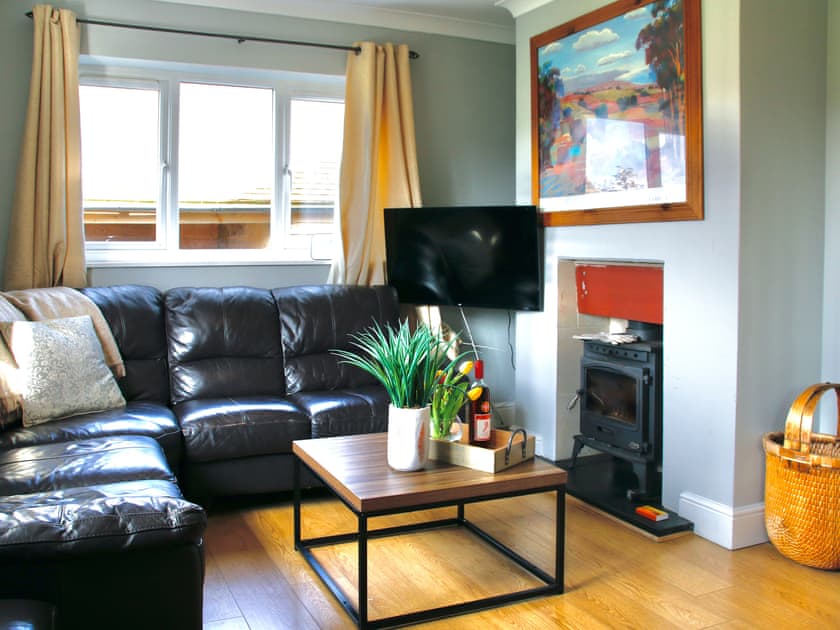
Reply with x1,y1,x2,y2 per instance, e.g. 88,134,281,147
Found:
155,0,527,43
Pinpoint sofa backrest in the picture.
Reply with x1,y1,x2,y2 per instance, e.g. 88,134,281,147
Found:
164,287,285,404
80,285,170,403
273,285,399,395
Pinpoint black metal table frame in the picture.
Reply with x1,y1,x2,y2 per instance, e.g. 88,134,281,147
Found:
293,457,566,629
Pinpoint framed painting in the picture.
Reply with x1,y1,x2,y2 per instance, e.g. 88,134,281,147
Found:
530,0,703,226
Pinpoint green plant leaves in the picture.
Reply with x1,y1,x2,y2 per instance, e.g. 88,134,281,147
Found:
332,319,464,409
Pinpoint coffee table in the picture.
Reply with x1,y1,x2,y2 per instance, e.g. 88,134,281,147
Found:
293,433,567,629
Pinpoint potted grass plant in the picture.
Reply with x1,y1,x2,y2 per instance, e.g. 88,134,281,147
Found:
333,319,464,471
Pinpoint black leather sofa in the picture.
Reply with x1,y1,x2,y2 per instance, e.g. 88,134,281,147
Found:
0,283,399,629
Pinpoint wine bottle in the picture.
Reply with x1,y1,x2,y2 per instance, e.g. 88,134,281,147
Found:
468,360,492,445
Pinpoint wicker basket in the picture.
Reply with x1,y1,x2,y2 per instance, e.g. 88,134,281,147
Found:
762,383,840,569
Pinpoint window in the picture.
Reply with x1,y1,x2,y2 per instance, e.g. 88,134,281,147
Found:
79,62,344,264
79,83,160,244
288,99,344,231
177,82,274,250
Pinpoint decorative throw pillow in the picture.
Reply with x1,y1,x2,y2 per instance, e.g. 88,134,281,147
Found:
0,315,126,427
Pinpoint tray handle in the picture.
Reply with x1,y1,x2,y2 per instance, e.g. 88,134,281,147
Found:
504,428,528,466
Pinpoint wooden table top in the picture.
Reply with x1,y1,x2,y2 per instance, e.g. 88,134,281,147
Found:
293,433,567,514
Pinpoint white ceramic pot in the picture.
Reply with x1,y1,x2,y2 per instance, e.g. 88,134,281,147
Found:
387,404,430,471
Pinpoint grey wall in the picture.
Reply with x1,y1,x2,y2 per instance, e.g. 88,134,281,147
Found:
0,5,33,283
824,0,840,430
0,0,519,399
511,0,828,546
87,264,329,290
513,0,741,505
0,0,515,269
735,0,826,505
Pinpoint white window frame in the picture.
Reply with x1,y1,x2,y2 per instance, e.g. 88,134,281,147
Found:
79,57,344,267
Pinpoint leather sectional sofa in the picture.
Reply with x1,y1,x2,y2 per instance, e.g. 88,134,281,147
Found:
0,283,399,629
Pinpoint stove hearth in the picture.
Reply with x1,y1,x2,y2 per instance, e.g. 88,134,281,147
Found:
571,328,662,502
565,321,691,537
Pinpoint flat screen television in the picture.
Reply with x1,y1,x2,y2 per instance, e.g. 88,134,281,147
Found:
384,205,544,311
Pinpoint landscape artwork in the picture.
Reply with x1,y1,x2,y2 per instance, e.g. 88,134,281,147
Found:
532,0,696,218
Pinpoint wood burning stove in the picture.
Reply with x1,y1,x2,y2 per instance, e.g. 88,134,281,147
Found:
571,323,662,501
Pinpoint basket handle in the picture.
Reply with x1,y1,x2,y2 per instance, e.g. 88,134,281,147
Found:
783,382,840,455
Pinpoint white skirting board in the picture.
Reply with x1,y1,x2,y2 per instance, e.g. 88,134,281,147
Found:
678,492,768,549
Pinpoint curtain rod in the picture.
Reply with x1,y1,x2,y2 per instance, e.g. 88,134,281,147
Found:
25,11,420,59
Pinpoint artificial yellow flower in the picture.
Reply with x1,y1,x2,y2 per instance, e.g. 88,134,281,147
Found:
430,356,477,440
467,386,483,401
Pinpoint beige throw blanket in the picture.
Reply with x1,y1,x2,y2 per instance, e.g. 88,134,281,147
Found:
0,297,26,417
1,287,126,380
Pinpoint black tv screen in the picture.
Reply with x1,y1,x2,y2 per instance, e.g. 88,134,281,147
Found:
384,205,544,311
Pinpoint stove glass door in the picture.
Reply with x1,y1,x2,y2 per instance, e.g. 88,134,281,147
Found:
584,366,641,428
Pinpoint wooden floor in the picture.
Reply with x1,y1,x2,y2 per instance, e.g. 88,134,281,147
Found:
202,491,840,629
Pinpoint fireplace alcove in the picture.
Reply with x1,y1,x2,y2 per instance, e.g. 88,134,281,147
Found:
561,261,692,537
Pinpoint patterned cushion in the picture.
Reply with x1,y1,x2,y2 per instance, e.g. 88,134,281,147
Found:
0,316,126,427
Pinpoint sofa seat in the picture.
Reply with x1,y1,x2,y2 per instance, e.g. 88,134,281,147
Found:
0,435,206,629
288,386,390,438
0,478,203,555
175,396,311,463
0,435,204,556
0,435,174,496
0,401,182,468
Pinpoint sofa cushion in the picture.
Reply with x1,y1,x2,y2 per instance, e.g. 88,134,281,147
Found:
288,386,390,438
175,396,310,463
0,401,182,468
0,316,125,426
1,288,125,380
165,287,285,404
0,436,174,497
80,285,170,403
273,285,399,395
0,479,205,557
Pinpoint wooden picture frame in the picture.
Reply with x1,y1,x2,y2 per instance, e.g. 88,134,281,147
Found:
531,0,703,226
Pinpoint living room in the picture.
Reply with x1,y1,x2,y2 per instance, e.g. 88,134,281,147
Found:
0,0,838,628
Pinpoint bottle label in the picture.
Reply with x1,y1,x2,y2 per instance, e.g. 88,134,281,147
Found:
474,413,492,440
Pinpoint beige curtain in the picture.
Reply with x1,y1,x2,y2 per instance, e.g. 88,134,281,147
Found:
329,42,422,285
4,5,86,290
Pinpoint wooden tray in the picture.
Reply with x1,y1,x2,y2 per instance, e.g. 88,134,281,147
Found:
429,428,535,473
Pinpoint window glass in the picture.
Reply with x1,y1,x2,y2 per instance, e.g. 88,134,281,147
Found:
177,82,274,250
79,62,344,264
289,99,344,232
80,84,160,243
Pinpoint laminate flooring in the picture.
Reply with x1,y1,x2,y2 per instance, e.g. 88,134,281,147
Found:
202,491,840,629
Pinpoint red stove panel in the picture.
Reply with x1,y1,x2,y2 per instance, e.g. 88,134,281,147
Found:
575,264,663,324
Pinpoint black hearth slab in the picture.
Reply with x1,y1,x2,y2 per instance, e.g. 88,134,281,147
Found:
564,456,693,538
